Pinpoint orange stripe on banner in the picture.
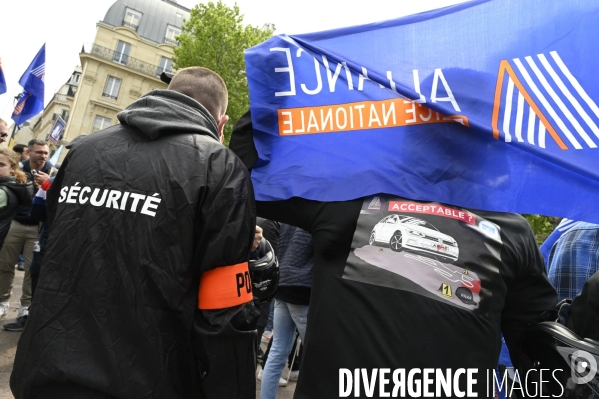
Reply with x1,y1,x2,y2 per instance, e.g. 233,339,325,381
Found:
491,61,508,140
504,62,568,150
277,99,469,136
492,60,568,150
198,262,253,310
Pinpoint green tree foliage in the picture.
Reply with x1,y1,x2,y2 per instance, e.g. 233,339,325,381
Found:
173,1,274,145
523,214,561,245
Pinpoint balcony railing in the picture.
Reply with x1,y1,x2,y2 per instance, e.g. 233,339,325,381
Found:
102,93,118,100
164,37,179,46
81,43,162,78
122,20,139,31
113,52,129,65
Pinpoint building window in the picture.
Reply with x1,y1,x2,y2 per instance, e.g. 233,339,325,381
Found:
67,85,78,97
157,57,173,76
113,40,131,65
123,8,141,31
165,26,181,45
102,76,122,100
92,116,112,133
69,73,80,85
61,109,70,122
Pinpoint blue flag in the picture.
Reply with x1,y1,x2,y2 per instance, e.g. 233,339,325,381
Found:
12,44,45,126
18,44,45,101
245,0,599,223
11,91,43,127
0,58,6,95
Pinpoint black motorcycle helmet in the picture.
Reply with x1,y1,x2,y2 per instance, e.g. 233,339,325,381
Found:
249,238,279,303
518,322,599,397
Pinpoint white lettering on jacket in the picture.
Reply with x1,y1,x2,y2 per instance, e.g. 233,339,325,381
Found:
58,183,162,218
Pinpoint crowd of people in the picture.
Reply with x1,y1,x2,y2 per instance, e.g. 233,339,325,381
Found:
0,126,52,333
0,65,596,399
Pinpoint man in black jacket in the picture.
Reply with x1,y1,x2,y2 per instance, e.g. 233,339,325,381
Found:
11,67,259,399
230,111,558,398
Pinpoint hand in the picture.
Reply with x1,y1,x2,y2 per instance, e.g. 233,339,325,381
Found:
33,171,49,188
252,226,263,252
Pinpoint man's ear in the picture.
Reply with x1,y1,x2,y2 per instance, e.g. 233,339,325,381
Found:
217,115,229,143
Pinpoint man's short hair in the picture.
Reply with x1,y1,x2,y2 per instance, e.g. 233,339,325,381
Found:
28,139,48,149
167,67,228,121
0,118,7,128
13,144,26,154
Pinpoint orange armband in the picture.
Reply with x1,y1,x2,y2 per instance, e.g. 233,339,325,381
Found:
198,262,253,310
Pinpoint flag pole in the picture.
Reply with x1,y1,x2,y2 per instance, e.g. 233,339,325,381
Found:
8,93,20,145
9,123,17,146
1,86,23,149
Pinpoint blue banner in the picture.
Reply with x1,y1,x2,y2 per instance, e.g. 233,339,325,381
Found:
245,0,599,223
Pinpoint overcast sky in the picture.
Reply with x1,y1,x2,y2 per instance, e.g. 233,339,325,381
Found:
0,0,466,124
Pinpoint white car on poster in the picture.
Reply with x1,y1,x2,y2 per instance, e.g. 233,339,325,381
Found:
369,215,459,263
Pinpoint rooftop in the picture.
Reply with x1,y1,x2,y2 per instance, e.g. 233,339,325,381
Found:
102,0,190,44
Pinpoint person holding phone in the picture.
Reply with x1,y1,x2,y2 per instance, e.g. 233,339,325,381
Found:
0,139,52,332
0,148,32,320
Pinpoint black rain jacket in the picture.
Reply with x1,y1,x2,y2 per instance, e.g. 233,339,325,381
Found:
0,176,33,248
11,90,259,399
